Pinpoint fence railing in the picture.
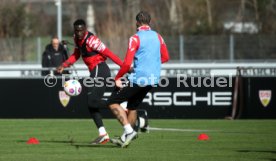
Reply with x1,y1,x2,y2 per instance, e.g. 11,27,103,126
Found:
0,35,275,63
1,63,276,78
164,35,276,62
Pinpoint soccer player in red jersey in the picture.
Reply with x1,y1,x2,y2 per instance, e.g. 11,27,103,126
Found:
57,19,123,144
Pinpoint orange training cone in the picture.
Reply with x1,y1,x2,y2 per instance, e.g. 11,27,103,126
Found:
198,133,209,141
26,137,40,144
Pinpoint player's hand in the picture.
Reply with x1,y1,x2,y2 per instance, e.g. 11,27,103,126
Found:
115,79,123,89
56,65,64,74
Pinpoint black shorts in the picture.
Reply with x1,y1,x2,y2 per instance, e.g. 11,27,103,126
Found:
87,62,111,109
107,82,153,110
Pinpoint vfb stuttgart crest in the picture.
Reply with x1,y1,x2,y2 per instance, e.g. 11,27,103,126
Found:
259,90,272,108
59,91,70,107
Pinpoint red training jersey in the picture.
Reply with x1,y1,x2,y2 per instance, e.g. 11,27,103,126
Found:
62,31,123,71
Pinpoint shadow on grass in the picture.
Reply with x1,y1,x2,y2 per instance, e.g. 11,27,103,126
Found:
72,143,118,149
238,150,276,161
265,159,276,161
237,150,276,154
17,139,118,149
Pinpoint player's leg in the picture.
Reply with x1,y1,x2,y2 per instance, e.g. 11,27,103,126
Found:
88,62,111,144
119,101,137,128
88,85,110,144
137,109,149,132
126,85,152,132
108,83,152,147
127,109,137,130
108,83,142,147
109,102,135,144
109,104,137,148
121,102,148,133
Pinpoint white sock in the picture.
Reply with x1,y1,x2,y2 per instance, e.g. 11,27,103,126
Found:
120,124,133,142
98,126,107,136
123,124,133,134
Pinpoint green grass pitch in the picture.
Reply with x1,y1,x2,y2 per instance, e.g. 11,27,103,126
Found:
0,119,276,161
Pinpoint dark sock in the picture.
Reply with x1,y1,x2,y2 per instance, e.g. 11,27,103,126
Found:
133,117,140,132
88,108,104,128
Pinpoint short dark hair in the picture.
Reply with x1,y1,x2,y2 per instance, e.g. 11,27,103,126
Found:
73,19,86,26
51,35,59,41
136,11,151,25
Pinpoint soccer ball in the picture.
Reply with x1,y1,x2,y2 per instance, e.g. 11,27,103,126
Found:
63,79,82,96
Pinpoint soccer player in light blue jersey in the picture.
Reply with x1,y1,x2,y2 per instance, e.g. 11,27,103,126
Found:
107,11,170,148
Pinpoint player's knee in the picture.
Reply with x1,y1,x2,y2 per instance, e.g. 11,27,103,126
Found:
108,103,117,110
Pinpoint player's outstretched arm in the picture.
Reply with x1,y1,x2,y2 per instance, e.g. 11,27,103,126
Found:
101,48,123,67
56,49,80,74
87,36,123,67
56,65,64,74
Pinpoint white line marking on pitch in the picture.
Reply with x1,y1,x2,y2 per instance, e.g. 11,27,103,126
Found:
148,127,213,132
